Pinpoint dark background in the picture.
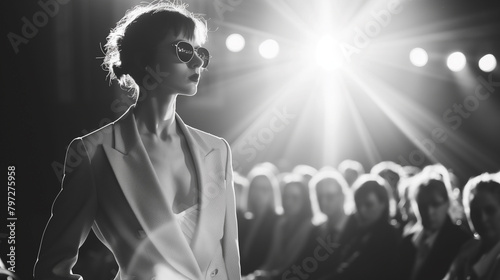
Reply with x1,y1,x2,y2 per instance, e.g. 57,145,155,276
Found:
2,0,500,279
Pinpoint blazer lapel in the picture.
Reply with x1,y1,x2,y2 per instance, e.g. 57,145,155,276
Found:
176,115,227,275
102,108,202,279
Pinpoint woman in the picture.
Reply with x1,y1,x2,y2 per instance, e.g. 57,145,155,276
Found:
445,172,500,280
322,174,400,280
290,168,352,280
245,175,315,280
240,166,282,276
34,2,240,280
311,168,352,235
391,171,471,280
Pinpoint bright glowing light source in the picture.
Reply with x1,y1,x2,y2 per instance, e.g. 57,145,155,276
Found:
259,39,279,59
315,35,344,70
226,33,245,53
447,52,466,72
478,54,497,72
409,48,428,67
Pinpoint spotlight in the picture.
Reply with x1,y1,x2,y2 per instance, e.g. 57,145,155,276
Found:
226,33,245,53
315,35,344,70
478,54,496,72
447,52,466,72
409,48,428,67
259,39,279,59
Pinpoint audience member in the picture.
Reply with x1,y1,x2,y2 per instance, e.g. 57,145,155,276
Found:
240,167,282,275
445,172,500,280
245,175,315,280
392,172,472,280
321,174,400,280
287,169,352,280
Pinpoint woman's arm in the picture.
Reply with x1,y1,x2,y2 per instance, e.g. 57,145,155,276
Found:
222,139,242,280
33,138,97,280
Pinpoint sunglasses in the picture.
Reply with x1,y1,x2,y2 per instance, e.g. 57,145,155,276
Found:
171,41,210,68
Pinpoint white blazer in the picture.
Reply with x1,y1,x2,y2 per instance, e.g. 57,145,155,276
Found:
34,106,241,280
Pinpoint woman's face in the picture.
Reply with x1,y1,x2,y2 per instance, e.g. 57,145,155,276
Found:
356,192,386,228
416,191,449,232
316,181,345,217
283,183,305,218
248,176,274,213
147,31,205,96
469,191,500,242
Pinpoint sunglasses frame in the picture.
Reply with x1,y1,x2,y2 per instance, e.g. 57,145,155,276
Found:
171,40,210,68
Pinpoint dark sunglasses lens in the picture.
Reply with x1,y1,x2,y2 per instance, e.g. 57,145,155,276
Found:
197,48,210,68
176,42,194,63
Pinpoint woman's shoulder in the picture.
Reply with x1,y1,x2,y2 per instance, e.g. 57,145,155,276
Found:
71,118,117,152
65,110,130,158
184,124,229,151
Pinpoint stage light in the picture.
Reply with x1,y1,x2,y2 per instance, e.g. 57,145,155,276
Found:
409,48,428,67
478,54,496,72
315,35,344,70
447,52,466,72
259,39,279,59
226,33,245,53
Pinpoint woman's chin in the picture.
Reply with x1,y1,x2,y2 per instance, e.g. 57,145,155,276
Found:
179,87,198,96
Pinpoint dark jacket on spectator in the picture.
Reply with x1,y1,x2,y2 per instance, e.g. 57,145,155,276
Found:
321,215,400,280
391,216,472,280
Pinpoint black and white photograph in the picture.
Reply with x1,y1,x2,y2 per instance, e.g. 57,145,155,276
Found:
2,0,500,279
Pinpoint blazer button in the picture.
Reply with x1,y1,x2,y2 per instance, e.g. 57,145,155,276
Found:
210,268,218,277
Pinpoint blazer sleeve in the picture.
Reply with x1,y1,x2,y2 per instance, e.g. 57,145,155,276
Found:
222,139,242,280
33,138,97,280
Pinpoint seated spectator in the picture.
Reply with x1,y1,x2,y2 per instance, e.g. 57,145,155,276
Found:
240,166,282,275
338,159,365,187
245,175,315,280
391,172,472,280
321,174,400,280
445,172,500,280
279,168,352,280
311,169,352,242
371,161,403,222
424,164,468,229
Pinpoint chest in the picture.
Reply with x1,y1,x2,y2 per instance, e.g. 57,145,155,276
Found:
140,134,199,213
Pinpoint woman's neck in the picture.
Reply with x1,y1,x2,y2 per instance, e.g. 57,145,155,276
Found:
134,90,178,140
